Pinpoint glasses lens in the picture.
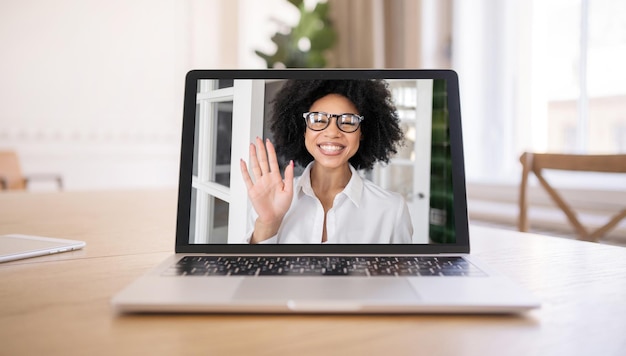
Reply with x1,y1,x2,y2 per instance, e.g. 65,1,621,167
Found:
338,114,361,132
305,112,329,131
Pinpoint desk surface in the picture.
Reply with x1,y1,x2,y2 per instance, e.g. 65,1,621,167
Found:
1,190,626,356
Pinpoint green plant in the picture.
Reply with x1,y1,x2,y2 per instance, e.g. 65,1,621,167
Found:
428,79,456,243
255,0,337,68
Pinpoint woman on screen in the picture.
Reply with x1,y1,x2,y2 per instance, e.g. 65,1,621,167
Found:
240,79,413,243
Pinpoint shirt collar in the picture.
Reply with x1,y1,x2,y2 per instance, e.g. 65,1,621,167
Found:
296,162,363,207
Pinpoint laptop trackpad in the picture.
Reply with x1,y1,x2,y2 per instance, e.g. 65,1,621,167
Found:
233,278,419,302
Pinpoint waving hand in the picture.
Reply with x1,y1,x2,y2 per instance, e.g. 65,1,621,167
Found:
240,137,294,243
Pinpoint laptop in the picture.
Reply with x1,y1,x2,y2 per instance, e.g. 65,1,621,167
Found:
112,69,540,313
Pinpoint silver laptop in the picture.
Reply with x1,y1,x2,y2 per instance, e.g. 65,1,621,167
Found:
112,69,540,314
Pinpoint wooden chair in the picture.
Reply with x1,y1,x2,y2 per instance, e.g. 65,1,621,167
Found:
0,150,63,191
518,152,626,242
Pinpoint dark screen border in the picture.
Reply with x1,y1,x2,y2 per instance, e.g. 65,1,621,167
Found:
175,69,469,254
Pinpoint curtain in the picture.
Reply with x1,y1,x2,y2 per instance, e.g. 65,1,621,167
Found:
327,0,452,69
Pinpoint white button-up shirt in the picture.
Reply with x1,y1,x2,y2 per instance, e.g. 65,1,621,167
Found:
246,163,413,244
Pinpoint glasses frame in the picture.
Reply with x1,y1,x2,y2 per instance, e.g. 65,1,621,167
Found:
302,112,365,133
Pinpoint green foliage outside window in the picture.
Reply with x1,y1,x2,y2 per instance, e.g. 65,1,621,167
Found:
429,80,456,243
255,0,337,68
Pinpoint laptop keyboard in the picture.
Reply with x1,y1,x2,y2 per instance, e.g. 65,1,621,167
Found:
165,256,486,277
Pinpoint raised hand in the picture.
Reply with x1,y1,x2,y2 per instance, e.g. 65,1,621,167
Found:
240,137,294,243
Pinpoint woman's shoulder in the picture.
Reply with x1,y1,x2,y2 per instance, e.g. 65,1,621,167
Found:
360,177,406,204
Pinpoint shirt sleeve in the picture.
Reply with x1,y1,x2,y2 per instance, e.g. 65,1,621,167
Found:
254,234,279,244
392,199,414,243
244,204,256,243
245,204,279,244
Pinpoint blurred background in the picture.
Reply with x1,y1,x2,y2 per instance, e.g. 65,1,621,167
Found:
1,0,624,241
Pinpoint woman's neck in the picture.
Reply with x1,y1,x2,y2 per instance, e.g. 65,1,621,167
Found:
310,163,352,193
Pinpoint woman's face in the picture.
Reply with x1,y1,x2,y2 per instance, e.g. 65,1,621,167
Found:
304,93,362,170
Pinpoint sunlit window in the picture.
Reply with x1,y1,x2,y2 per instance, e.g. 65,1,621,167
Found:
538,0,626,154
453,0,625,188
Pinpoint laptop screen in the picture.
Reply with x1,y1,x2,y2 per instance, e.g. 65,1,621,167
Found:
176,70,469,254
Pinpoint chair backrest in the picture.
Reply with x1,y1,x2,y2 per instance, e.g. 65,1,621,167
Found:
0,150,26,190
518,152,626,241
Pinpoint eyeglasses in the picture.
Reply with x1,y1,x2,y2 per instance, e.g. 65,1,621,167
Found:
302,112,364,133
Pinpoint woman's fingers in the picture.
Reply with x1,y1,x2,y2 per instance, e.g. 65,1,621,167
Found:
249,142,262,181
244,138,290,190
265,139,281,174
255,137,270,175
239,159,254,190
283,160,295,194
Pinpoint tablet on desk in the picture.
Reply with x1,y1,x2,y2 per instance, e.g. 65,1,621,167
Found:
0,234,86,263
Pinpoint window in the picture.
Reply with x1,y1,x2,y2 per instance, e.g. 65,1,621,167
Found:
372,79,456,243
190,80,234,243
453,0,626,234
190,79,265,243
372,79,434,243
540,0,626,155
453,0,626,187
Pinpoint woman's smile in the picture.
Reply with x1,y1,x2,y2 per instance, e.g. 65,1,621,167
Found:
318,142,346,155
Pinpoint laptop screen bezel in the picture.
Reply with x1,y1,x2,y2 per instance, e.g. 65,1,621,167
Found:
175,69,470,254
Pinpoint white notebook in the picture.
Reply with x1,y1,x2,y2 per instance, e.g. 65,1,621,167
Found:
0,234,85,263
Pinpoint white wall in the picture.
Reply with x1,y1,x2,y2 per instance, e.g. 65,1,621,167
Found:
0,0,249,190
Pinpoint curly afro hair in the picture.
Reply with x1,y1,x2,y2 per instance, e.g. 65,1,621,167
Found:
269,79,404,171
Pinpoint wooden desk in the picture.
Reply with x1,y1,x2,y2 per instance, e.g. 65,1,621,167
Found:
1,190,626,355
